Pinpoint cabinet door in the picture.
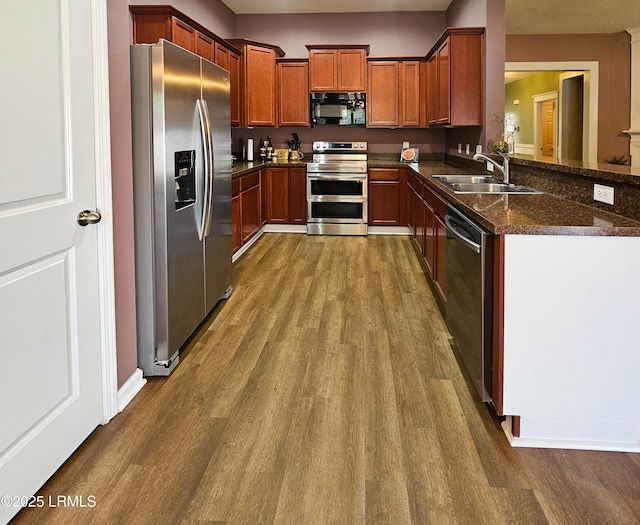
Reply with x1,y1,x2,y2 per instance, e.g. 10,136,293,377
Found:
407,179,416,237
419,61,428,127
277,61,310,127
436,38,451,124
434,214,447,300
400,61,421,127
289,167,307,224
241,185,261,243
449,32,484,126
369,168,401,225
232,194,241,253
309,49,338,91
266,168,290,223
245,45,276,127
132,11,172,44
427,55,438,126
171,17,196,53
229,51,241,127
367,61,399,128
423,200,436,275
337,49,366,91
415,192,426,256
369,181,400,225
214,42,229,70
196,32,214,62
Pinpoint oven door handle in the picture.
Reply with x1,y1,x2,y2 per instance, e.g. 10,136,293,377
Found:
306,174,367,180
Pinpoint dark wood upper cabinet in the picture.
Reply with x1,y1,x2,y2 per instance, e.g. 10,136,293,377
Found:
367,60,399,128
130,6,240,61
400,61,422,127
130,6,243,126
337,49,368,91
196,32,214,62
426,27,484,127
289,167,307,224
367,59,423,128
307,48,337,91
277,60,310,128
228,51,241,127
307,45,369,92
229,39,285,128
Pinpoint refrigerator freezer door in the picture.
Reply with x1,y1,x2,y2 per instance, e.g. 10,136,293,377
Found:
201,59,233,313
154,42,209,364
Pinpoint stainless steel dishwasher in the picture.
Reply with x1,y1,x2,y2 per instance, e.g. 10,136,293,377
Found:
445,204,493,403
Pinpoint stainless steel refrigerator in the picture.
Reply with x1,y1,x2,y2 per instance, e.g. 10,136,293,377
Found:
130,40,232,376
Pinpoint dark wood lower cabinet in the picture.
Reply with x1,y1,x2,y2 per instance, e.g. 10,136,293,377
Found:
241,185,261,243
232,166,307,254
266,167,289,223
289,167,307,224
232,193,241,253
232,170,262,254
368,168,407,226
434,213,447,298
265,167,307,224
407,170,447,306
369,181,401,225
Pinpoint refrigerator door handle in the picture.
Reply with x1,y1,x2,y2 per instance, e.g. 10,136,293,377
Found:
203,99,216,238
196,99,212,241
201,99,215,238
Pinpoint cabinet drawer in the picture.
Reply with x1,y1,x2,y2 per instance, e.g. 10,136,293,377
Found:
369,168,400,181
240,171,260,192
424,184,447,218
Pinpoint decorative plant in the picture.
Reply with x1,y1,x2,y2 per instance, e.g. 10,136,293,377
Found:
604,155,629,165
489,113,515,154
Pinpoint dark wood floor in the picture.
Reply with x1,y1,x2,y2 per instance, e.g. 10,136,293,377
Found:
12,234,640,524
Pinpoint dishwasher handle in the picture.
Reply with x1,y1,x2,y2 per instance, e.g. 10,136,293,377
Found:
445,214,481,254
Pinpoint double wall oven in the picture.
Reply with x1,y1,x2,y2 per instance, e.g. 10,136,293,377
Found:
306,141,368,235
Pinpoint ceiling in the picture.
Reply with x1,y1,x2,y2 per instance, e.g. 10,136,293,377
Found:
221,0,640,34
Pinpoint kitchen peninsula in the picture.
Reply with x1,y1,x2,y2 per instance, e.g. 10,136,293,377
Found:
232,154,640,452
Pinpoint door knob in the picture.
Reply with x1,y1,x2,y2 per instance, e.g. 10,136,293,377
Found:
77,209,102,226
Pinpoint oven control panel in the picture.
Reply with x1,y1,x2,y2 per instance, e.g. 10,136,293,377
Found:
312,141,367,153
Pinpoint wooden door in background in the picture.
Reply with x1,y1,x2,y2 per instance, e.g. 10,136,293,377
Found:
541,100,557,157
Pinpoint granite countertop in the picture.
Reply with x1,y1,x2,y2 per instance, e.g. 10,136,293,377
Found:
231,158,640,237
509,155,640,186
232,160,306,176
408,162,640,237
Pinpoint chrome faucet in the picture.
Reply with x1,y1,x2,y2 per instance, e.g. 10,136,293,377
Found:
473,152,510,184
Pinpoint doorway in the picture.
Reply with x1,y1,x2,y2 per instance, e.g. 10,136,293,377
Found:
560,73,585,161
533,92,558,159
505,61,598,163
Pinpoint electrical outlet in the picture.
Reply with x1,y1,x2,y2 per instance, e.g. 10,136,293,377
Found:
486,162,494,172
594,184,614,205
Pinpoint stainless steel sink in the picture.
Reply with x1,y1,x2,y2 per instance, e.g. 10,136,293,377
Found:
432,175,542,194
444,182,543,194
433,174,500,184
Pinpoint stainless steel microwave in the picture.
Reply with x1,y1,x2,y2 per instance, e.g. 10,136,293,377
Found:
310,92,366,126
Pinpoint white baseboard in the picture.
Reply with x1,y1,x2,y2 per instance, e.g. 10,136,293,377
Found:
232,228,265,263
117,368,146,413
501,417,640,453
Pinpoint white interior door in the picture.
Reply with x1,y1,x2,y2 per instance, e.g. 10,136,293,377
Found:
0,1,109,522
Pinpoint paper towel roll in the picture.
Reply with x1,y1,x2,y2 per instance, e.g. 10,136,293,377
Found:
247,138,254,161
